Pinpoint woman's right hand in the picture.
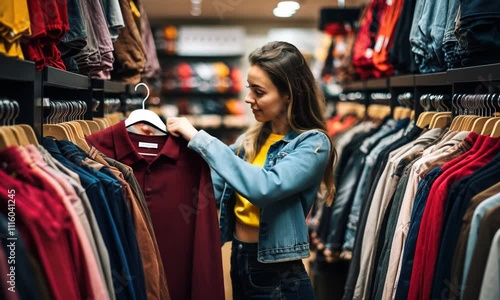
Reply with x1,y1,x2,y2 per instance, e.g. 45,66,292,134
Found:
167,117,199,141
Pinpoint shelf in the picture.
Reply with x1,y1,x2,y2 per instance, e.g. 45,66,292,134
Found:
0,55,35,81
157,51,243,60
162,91,240,98
390,75,415,87
415,72,449,86
43,67,90,89
365,78,389,90
181,114,249,129
222,115,250,128
446,62,500,83
91,79,128,94
343,81,365,91
319,8,361,31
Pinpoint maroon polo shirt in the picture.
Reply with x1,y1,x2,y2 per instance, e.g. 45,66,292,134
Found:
86,121,224,300
408,133,500,300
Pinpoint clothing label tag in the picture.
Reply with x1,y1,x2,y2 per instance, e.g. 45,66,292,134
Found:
374,35,384,53
365,48,373,59
138,142,159,149
384,36,390,49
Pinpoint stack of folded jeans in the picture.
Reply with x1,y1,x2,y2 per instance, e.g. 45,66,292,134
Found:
455,0,500,67
409,0,448,73
442,0,461,69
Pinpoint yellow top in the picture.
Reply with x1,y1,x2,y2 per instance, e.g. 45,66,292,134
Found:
234,133,285,227
0,0,31,60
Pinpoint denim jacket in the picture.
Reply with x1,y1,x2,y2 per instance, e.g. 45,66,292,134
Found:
188,129,331,263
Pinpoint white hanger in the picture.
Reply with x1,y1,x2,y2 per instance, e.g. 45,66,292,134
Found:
125,83,167,135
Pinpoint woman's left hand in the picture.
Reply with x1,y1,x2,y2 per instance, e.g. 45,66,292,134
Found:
167,117,199,141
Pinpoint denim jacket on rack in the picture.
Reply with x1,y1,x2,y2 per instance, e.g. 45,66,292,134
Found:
188,129,331,263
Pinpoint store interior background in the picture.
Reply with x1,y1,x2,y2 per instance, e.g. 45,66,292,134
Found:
141,0,366,297
142,0,366,142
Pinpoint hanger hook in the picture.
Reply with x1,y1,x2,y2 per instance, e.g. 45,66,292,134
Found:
135,83,150,110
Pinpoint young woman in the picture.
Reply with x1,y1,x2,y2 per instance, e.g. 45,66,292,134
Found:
167,41,336,299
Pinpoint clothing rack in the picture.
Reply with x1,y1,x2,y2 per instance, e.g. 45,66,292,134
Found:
341,62,500,120
0,56,40,139
91,79,128,118
0,55,132,142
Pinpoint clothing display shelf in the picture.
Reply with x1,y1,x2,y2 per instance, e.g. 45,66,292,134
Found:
91,79,128,118
0,55,133,142
157,49,247,141
366,78,390,90
344,80,366,92
390,75,415,88
318,7,362,31
42,66,93,121
159,53,243,97
414,72,449,86
448,63,500,94
162,91,240,98
0,55,41,141
341,63,500,120
157,52,243,60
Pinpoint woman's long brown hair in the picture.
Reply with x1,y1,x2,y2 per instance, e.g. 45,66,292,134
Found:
237,41,337,205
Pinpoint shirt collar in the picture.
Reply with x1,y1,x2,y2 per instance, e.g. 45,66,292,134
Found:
42,137,63,155
113,121,181,164
282,130,299,143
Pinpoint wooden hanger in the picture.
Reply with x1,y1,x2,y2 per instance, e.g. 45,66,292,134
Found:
393,107,401,120
465,115,482,131
481,117,500,136
354,104,365,119
93,118,108,130
399,107,412,119
0,132,13,150
10,126,30,146
18,124,39,146
99,117,111,128
458,115,471,131
0,127,18,150
416,94,433,128
491,118,500,137
471,117,490,134
72,123,91,152
429,112,452,129
60,123,77,141
416,111,437,128
85,120,102,133
43,101,72,141
43,123,72,140
74,120,92,136
448,94,463,131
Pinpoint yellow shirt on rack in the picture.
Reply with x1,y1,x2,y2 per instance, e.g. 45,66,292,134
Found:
0,0,31,59
234,133,285,228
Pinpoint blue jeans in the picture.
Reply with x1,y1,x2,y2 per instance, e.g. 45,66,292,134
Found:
231,237,315,299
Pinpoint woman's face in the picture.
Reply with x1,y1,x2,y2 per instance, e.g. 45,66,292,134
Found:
245,65,289,126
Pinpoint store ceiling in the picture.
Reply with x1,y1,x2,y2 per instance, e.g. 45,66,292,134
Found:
143,0,363,22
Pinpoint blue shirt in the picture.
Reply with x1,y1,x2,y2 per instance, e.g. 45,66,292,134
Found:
42,138,138,300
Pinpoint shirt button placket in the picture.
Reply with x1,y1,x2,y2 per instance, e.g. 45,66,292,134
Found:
144,168,152,201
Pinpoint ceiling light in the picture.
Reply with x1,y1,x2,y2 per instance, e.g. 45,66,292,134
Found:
190,0,202,16
273,6,295,17
278,1,300,11
190,6,202,16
